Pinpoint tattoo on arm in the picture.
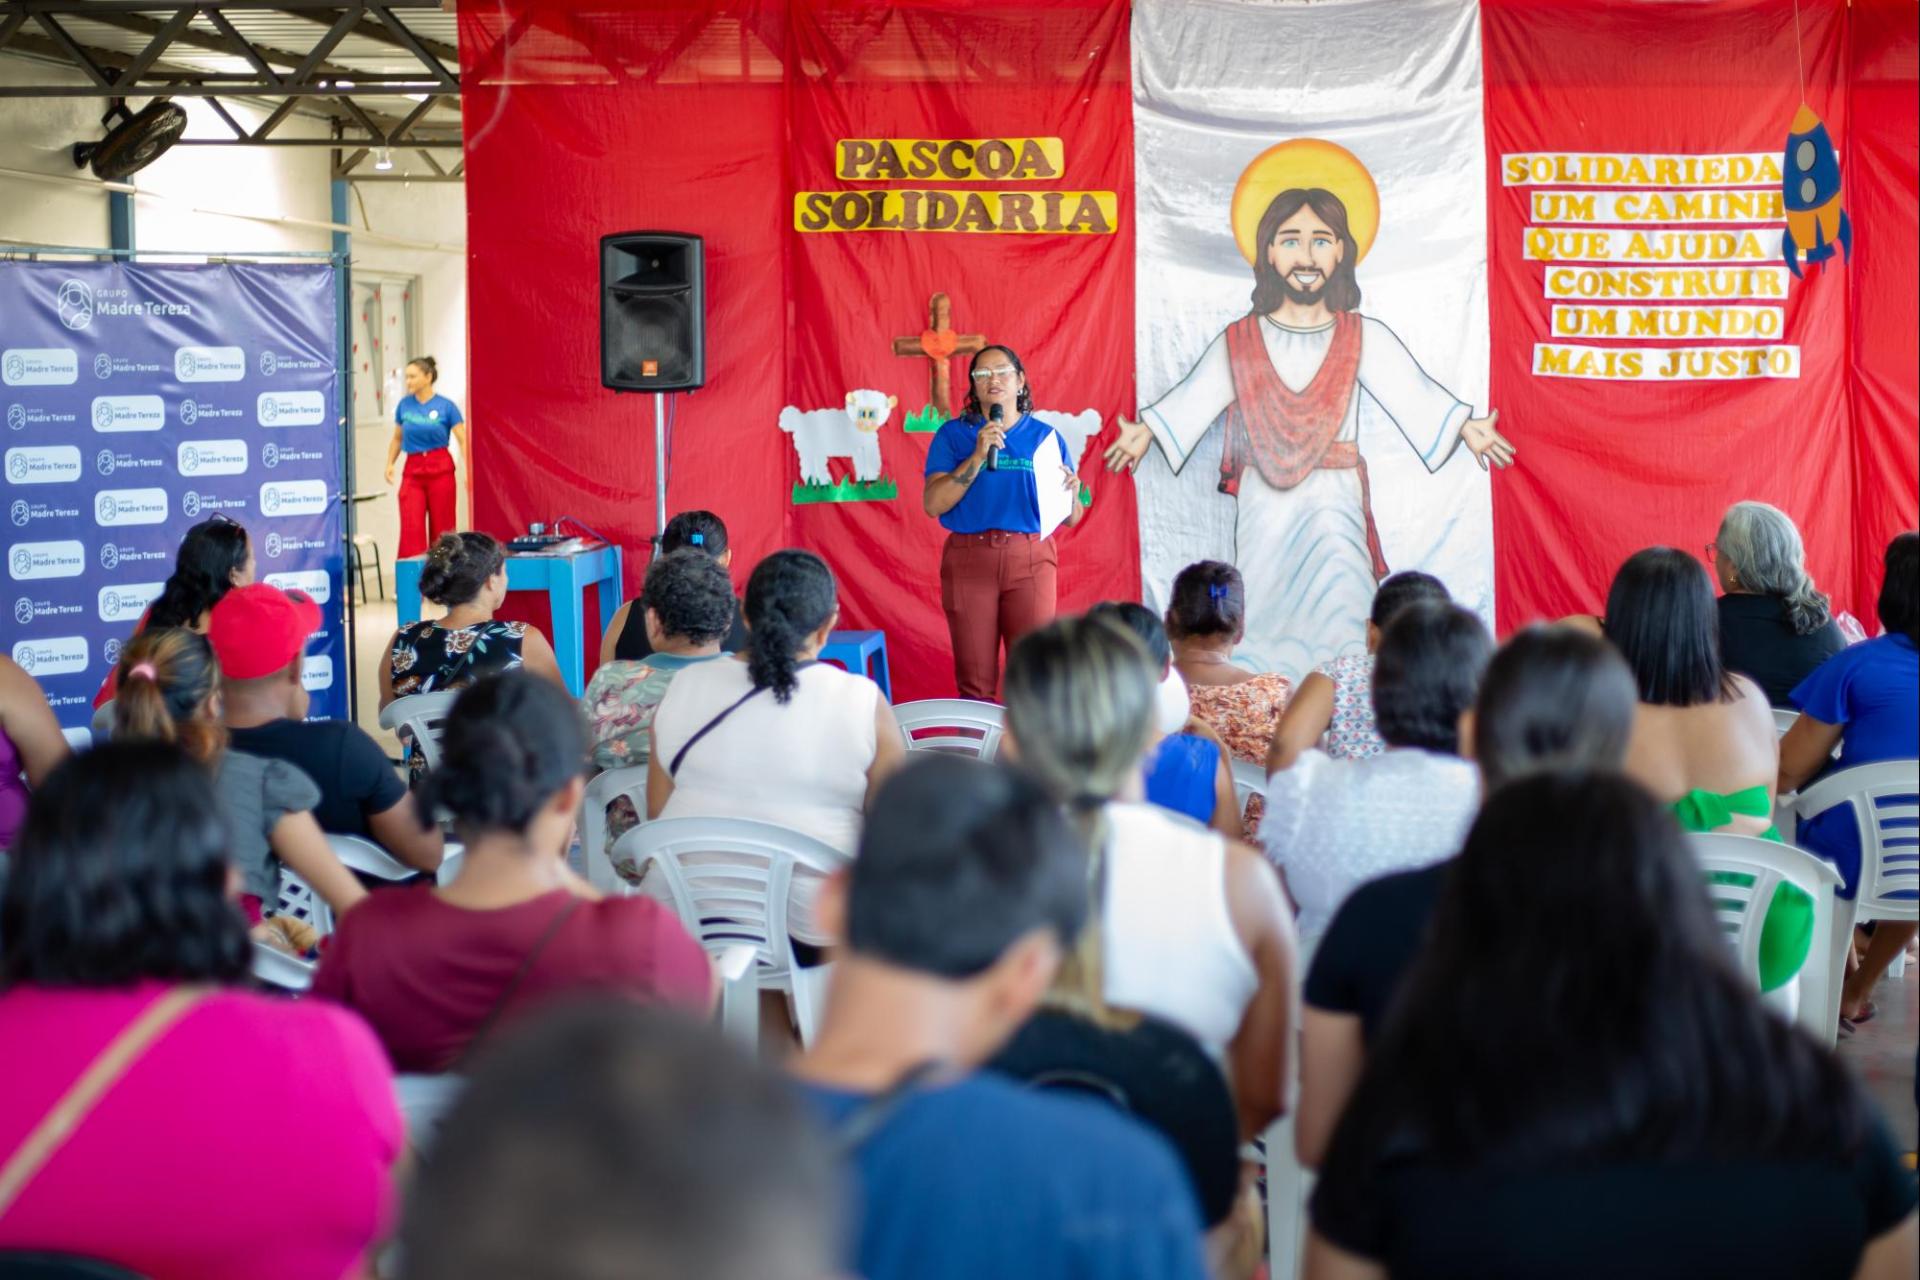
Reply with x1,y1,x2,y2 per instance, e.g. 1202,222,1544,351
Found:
952,463,979,485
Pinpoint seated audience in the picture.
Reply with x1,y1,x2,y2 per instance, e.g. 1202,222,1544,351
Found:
1166,560,1293,764
1295,626,1637,1167
583,549,734,881
211,583,442,874
93,514,253,708
1089,600,1240,838
314,672,712,1073
1305,773,1918,1280
648,549,904,945
1712,500,1847,707
1780,531,1920,1025
0,742,400,1279
1606,547,1805,993
601,509,750,663
1004,616,1294,1136
791,755,1210,1280
112,628,365,924
1263,601,1491,942
1268,571,1451,771
401,1003,838,1280
0,655,69,851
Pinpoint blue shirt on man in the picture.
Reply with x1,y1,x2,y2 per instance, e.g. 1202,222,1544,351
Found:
1790,633,1919,897
800,1072,1208,1280
924,412,1067,535
395,393,463,454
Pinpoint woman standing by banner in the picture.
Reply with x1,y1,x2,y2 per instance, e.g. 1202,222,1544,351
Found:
922,346,1086,701
385,356,469,559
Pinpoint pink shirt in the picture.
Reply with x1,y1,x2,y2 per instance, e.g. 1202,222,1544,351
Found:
0,982,401,1280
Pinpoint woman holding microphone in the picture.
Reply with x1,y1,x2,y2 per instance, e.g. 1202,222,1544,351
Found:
385,356,470,559
922,345,1086,700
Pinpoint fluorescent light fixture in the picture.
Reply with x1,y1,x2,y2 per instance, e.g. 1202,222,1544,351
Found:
374,147,394,171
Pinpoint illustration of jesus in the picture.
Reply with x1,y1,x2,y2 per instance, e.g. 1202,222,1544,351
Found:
1104,142,1515,680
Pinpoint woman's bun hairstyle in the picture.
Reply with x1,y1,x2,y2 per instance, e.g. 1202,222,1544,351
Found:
419,531,506,607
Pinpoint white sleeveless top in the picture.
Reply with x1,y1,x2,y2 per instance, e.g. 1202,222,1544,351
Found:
1101,801,1259,1055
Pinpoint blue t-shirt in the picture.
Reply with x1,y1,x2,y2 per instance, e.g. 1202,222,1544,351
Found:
923,413,1068,535
1790,634,1919,897
1145,734,1222,825
801,1073,1208,1280
395,393,463,454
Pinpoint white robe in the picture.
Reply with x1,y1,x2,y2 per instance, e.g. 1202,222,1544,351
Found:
1143,314,1469,680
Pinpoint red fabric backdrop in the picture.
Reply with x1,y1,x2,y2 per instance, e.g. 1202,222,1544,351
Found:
1482,0,1872,629
458,1,1134,700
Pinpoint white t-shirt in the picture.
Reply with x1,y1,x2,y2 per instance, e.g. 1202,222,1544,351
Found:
1261,748,1479,943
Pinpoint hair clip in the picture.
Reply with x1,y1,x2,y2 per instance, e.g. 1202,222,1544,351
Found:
690,532,705,545
128,661,158,681
1208,583,1228,601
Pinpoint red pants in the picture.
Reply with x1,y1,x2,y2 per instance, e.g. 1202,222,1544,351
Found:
397,449,457,559
940,532,1058,701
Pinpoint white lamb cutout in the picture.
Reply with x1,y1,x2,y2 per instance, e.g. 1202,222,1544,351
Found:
778,389,897,485
1035,408,1102,472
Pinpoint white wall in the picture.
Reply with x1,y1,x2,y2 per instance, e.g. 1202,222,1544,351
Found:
0,54,468,580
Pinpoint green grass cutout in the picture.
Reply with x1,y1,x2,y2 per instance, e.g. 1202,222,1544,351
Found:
902,402,946,434
792,476,899,505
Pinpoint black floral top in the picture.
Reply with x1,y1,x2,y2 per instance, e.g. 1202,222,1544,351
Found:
389,619,530,783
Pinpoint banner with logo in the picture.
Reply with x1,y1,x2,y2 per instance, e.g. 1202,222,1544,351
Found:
2,262,344,728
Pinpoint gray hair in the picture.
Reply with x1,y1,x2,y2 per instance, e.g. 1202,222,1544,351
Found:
1716,501,1832,636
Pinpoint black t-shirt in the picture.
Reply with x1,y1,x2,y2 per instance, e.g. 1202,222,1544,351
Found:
1718,593,1847,708
1310,1120,1918,1279
227,717,406,838
613,597,750,662
1304,862,1449,1041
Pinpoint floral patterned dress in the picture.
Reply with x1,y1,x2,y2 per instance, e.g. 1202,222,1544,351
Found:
389,619,528,782
1188,673,1293,836
581,652,720,883
1318,652,1385,761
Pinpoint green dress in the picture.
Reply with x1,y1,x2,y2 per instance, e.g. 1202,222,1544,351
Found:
1673,785,1812,993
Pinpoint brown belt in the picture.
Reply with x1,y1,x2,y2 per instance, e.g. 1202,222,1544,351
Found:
946,531,1042,548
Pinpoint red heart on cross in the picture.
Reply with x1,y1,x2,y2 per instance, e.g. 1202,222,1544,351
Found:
920,328,959,361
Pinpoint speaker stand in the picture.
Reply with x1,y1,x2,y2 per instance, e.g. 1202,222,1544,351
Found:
653,391,668,550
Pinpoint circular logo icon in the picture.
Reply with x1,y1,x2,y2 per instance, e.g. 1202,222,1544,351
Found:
14,647,33,674
262,443,280,469
265,532,284,559
175,350,198,379
259,351,278,377
6,455,26,483
93,353,112,380
13,598,31,626
259,397,279,424
96,494,118,522
93,400,116,430
180,446,200,474
181,491,202,519
100,544,120,571
5,354,26,382
55,279,94,330
262,487,282,514
179,399,198,426
95,449,114,476
6,405,24,431
104,637,122,666
9,499,28,527
102,589,120,616
11,548,31,577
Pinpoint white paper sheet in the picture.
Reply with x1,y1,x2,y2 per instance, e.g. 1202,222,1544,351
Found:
1035,428,1077,540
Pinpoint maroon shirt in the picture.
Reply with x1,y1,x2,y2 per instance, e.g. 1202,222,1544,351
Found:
312,886,711,1073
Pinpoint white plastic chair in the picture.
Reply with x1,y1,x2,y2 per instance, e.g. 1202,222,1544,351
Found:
1688,831,1843,1044
1229,758,1265,817
379,690,461,773
581,765,650,893
60,726,92,753
250,836,420,992
715,942,760,1052
1791,760,1920,992
1772,708,1799,737
611,816,851,1046
394,1073,466,1160
90,700,115,743
893,698,1005,759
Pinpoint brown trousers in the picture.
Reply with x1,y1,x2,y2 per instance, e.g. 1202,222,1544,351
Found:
939,531,1058,701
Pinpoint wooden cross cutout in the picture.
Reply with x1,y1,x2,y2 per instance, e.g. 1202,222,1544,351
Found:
892,292,985,420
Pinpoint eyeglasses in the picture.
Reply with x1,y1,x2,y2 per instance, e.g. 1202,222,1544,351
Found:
970,366,1019,383
1704,541,1718,561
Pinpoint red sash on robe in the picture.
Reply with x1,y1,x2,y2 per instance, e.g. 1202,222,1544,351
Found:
1218,310,1387,579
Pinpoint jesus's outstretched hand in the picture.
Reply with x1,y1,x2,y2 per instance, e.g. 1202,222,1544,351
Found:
1462,410,1516,471
1103,416,1154,473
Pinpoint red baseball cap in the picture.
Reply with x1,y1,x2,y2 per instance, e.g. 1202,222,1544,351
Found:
207,582,322,680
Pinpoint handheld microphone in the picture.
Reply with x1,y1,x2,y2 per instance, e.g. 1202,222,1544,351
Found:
986,402,1004,471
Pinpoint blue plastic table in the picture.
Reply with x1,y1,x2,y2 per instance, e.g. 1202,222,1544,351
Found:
819,629,892,702
395,542,624,697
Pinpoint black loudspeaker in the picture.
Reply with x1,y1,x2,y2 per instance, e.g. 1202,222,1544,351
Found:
600,231,705,391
